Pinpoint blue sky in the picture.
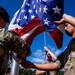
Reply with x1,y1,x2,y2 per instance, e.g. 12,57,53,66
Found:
0,0,75,64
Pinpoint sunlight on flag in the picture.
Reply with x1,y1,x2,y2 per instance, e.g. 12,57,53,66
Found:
8,0,64,48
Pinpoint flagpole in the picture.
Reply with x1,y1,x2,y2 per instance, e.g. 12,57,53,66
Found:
10,52,19,75
44,32,46,46
44,32,50,75
8,9,20,75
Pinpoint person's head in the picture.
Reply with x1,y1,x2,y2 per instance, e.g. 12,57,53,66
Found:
64,23,75,38
0,6,10,28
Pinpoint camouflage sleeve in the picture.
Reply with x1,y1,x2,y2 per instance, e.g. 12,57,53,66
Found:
54,59,62,69
55,51,64,69
0,28,31,58
55,47,72,69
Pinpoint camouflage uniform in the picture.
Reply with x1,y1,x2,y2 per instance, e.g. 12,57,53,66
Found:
55,38,75,75
0,28,31,75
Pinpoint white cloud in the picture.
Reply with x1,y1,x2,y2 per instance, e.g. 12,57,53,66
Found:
31,57,45,63
54,49,62,56
47,45,56,51
29,49,46,63
47,45,63,56
34,49,45,57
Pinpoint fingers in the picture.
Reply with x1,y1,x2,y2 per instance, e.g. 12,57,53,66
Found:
36,70,46,75
54,21,60,24
44,46,49,52
63,13,67,19
54,19,65,24
21,60,32,68
54,13,67,25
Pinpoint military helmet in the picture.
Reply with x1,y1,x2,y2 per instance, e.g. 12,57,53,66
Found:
0,6,10,23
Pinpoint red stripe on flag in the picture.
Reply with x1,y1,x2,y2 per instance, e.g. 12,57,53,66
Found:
50,28,63,48
11,17,45,45
25,24,45,45
18,17,45,36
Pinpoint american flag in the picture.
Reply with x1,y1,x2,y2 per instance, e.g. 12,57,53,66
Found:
8,0,64,48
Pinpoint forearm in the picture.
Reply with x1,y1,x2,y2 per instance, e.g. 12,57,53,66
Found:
21,60,59,71
63,14,75,27
34,63,59,71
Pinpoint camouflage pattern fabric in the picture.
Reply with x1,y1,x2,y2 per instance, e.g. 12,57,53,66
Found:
55,38,75,75
0,28,31,57
0,48,8,75
0,28,31,74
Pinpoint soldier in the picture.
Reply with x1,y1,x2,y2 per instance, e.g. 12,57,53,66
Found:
20,14,75,75
0,6,31,75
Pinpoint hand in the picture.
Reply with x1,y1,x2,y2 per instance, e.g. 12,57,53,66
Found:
36,70,46,75
54,13,69,25
21,60,35,68
44,46,50,52
54,18,65,24
44,46,51,61
44,46,57,61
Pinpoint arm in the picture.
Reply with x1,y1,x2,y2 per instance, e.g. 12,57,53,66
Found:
44,46,57,60
21,60,59,71
0,29,31,58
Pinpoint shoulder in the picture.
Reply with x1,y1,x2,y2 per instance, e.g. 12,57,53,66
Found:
67,38,75,51
8,31,18,36
69,38,75,43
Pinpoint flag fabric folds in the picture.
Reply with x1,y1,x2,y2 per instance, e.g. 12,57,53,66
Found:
8,0,64,48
